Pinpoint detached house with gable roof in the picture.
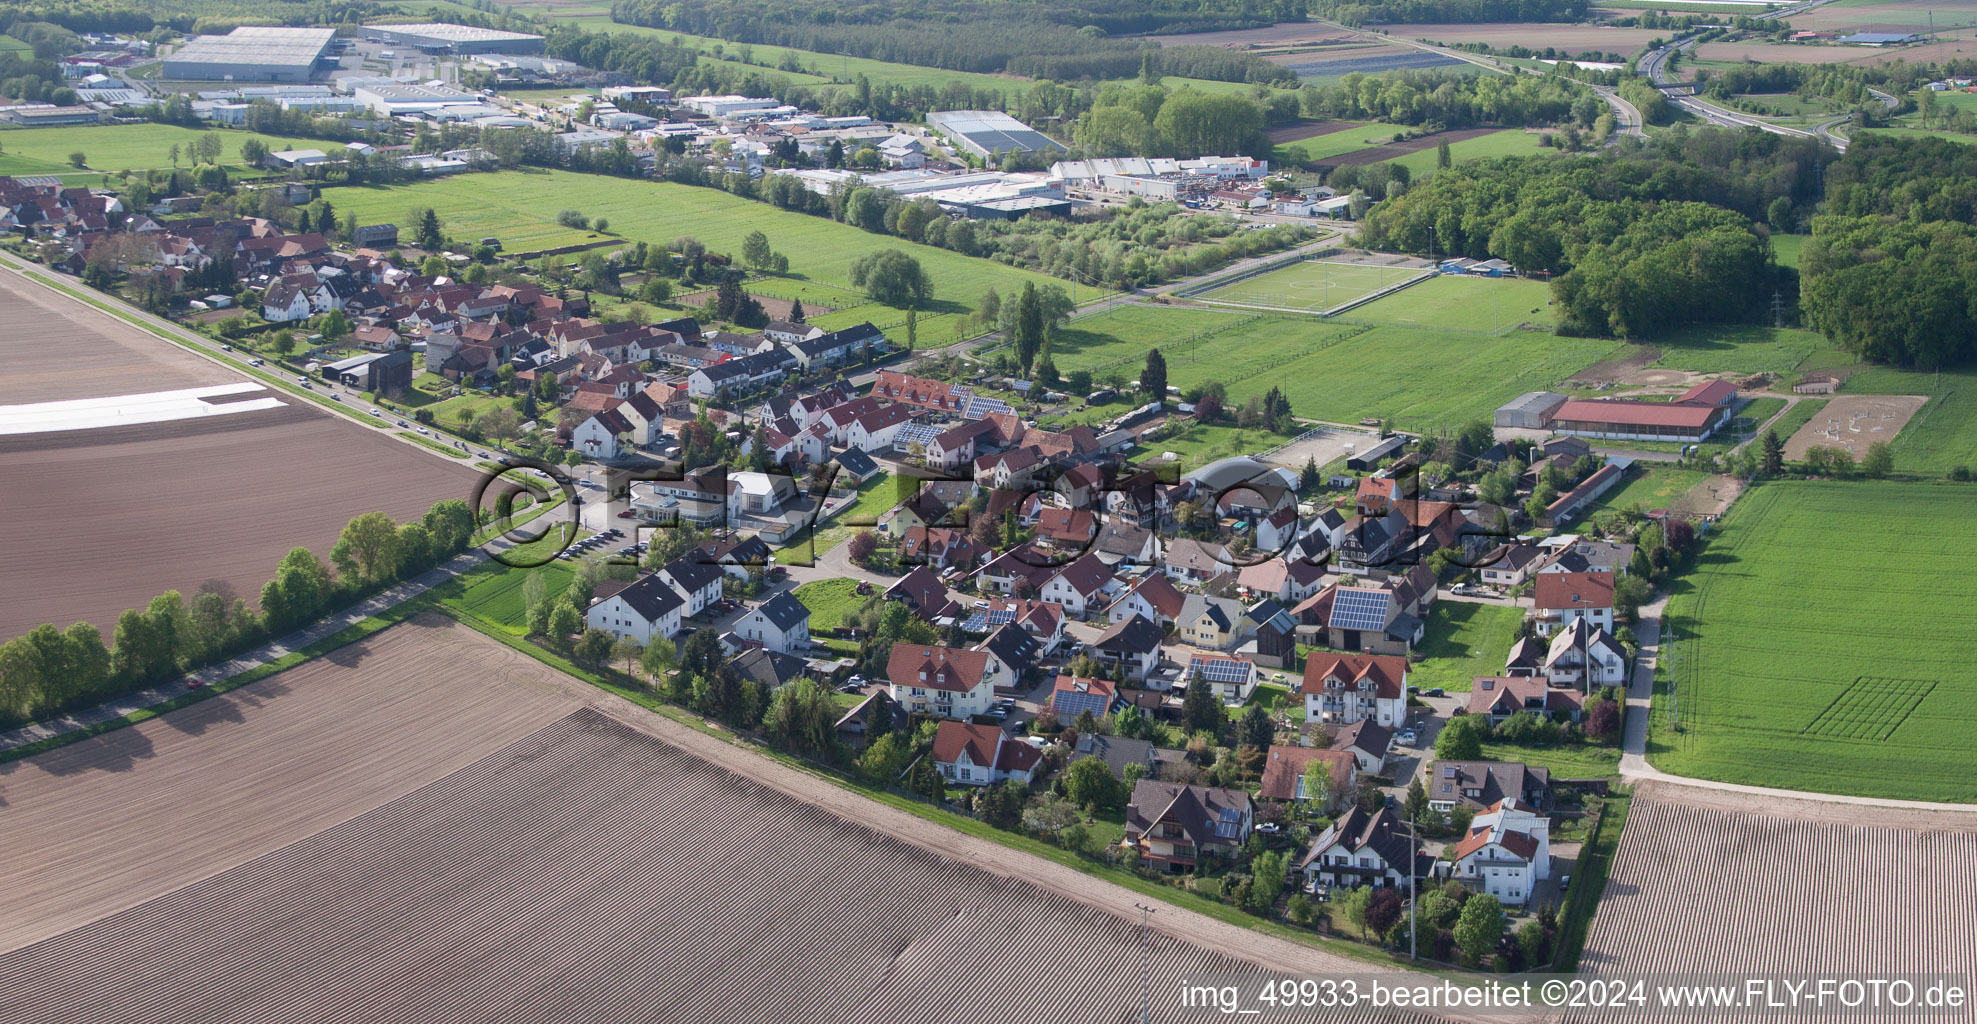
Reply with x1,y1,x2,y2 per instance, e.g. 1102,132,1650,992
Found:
1299,805,1427,892
736,591,811,653
1125,780,1254,873
1441,798,1552,905
1299,652,1407,728
1049,674,1117,726
1533,571,1614,636
585,574,684,644
932,720,1042,787
886,644,999,719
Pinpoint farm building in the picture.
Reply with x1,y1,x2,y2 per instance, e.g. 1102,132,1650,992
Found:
1344,435,1405,471
1496,391,1568,430
361,23,545,55
162,27,335,83
320,351,412,395
1548,380,1738,443
0,105,104,126
1543,456,1633,524
928,110,1066,159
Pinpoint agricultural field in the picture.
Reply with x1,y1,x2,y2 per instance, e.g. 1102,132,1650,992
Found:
1655,481,1977,801
0,695,1384,1022
1037,305,1251,377
1271,44,1473,81
0,272,477,641
1407,601,1525,694
1274,122,1415,165
1345,274,1556,332
556,15,1012,93
1582,784,1977,987
1385,129,1552,178
1690,40,1916,65
0,124,325,180
321,170,1075,330
1399,22,1665,54
1199,259,1421,313
0,614,588,954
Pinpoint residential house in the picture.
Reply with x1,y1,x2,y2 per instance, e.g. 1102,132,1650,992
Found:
1240,598,1298,671
1299,652,1406,728
1039,553,1115,619
1175,594,1248,651
1034,507,1098,553
1299,805,1426,892
1069,733,1156,780
571,408,633,459
1091,519,1158,566
960,598,1064,654
1089,614,1163,684
1328,720,1393,774
1543,617,1627,691
1109,572,1186,628
1049,674,1117,726
736,592,811,653
1161,538,1230,584
731,647,810,691
885,565,961,623
1427,760,1552,813
975,622,1041,691
262,279,313,322
1124,780,1254,873
1533,571,1615,636
1258,745,1355,812
1291,582,1422,656
1468,676,1585,725
1441,799,1551,905
1478,543,1546,588
585,574,684,644
886,644,999,719
1184,652,1260,704
932,721,1043,787
1237,557,1326,604
976,544,1056,598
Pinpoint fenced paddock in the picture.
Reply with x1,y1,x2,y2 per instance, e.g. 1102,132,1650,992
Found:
1196,256,1434,315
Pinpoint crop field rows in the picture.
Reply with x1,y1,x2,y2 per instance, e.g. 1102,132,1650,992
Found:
0,700,1455,1024
1655,482,1977,802
1801,676,1937,741
1575,784,1977,1023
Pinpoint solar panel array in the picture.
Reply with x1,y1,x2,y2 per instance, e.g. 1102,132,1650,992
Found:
1188,656,1251,685
1328,588,1392,633
959,607,1017,633
894,422,942,448
961,394,1013,419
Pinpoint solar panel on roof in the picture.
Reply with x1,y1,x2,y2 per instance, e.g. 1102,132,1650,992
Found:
959,607,1017,633
1189,657,1251,684
1329,589,1392,633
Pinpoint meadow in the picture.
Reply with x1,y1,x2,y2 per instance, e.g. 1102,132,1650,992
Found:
321,169,1075,329
0,124,326,179
1345,273,1555,332
1406,602,1525,694
1648,325,1826,375
1838,366,1977,475
1274,123,1414,165
1591,464,1707,514
1653,481,1977,802
558,16,1015,94
1039,304,1250,377
1200,259,1417,313
1387,128,1551,178
1762,396,1827,444
1770,232,1806,269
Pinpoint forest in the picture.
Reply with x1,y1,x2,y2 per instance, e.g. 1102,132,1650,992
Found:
608,0,1304,82
1801,135,1977,370
1360,127,1823,338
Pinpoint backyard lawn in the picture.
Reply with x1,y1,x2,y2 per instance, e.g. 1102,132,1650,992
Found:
775,470,904,565
793,578,873,632
1407,602,1525,694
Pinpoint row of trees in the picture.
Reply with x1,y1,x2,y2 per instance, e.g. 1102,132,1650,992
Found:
0,500,477,726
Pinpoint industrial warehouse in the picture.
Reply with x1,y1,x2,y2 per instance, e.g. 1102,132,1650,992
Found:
160,26,336,83
361,23,545,55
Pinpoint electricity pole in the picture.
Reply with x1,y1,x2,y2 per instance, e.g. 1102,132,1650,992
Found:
1135,902,1157,1024
1409,804,1419,960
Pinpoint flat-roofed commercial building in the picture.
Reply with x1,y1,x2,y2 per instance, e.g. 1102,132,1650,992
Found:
362,23,544,55
162,26,336,83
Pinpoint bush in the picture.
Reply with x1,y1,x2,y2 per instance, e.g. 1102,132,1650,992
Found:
1951,465,1972,482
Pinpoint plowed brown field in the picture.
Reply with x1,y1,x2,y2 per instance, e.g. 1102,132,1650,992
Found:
0,271,227,403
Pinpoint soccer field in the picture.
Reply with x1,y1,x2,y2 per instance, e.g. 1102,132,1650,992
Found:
1346,274,1557,332
1199,259,1427,312
1654,481,1977,802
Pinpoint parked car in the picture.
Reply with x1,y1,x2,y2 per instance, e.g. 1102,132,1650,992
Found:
1425,687,1445,698
1396,729,1418,746
1256,822,1281,834
369,408,382,417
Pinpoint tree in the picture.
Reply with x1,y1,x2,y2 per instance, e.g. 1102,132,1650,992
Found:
1860,441,1894,479
848,249,930,307
1250,850,1286,913
1340,885,1374,932
978,779,1024,827
330,511,405,586
1435,714,1487,761
788,297,805,323
1013,282,1044,372
1141,348,1168,401
1587,698,1621,741
860,731,911,781
1301,757,1334,810
417,208,443,251
547,601,582,646
1064,756,1119,810
1404,777,1430,822
764,677,840,758
1454,893,1506,964
846,530,879,566
978,287,1001,325
639,637,676,689
1299,456,1321,493
1613,573,1653,623
1437,137,1452,169
574,627,613,667
67,151,86,169
1181,677,1223,739
741,230,773,271
1760,428,1784,476
1365,888,1404,940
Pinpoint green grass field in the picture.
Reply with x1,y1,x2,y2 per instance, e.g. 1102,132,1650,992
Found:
1408,602,1525,694
1653,481,1977,802
1649,326,1823,375
322,169,1075,329
1838,366,1977,476
1346,273,1556,332
0,35,30,54
1857,126,1977,147
1200,259,1423,312
0,124,327,179
1389,129,1552,179
1044,304,1250,376
1593,464,1708,514
442,560,577,636
1764,396,1827,443
1770,233,1806,270
559,16,1013,93
1274,123,1415,165
1478,740,1621,778
792,578,871,631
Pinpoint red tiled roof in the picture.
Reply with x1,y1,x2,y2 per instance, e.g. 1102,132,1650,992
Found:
1533,571,1614,611
1300,651,1406,700
886,645,989,693
1551,398,1720,430
1258,745,1354,802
